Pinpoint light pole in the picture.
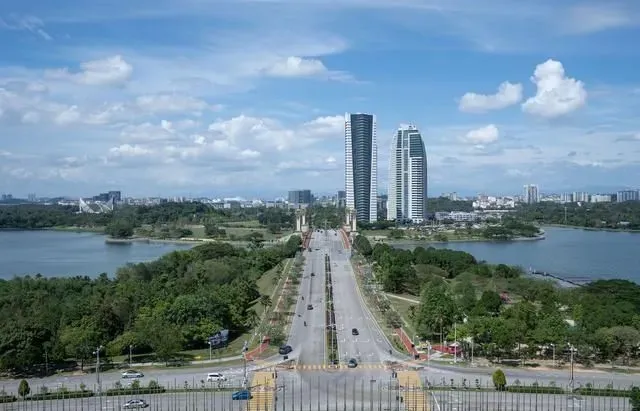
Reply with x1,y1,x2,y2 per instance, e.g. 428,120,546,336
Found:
550,343,556,368
569,343,576,391
93,344,104,409
208,341,212,361
129,344,133,367
453,323,457,364
242,341,249,387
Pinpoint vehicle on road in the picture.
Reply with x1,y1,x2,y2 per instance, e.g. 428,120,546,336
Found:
310,272,315,277
122,399,149,409
206,372,227,382
351,328,359,336
232,389,252,400
348,358,358,368
278,345,293,355
121,370,144,379
307,304,313,310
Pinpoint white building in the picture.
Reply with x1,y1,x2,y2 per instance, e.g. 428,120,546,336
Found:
523,184,539,204
387,125,428,223
345,113,377,223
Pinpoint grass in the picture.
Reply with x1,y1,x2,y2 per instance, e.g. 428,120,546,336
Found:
387,295,418,337
360,229,391,238
223,220,262,228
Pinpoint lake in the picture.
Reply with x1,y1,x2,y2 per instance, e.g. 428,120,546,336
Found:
0,230,192,279
391,226,640,283
1,227,639,282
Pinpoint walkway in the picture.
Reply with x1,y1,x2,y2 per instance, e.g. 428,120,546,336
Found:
396,371,429,411
248,371,275,411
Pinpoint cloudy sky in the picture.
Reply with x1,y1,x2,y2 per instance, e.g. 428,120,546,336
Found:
1,0,640,198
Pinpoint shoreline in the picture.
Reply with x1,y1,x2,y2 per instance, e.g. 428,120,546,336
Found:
369,234,546,245
541,223,640,233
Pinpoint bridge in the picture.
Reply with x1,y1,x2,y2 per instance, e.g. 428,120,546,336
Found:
528,267,593,287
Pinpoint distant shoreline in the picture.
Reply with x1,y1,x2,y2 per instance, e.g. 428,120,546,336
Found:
541,224,640,233
369,234,546,245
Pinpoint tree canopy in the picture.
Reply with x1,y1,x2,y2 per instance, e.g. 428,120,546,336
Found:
0,235,301,372
515,201,640,229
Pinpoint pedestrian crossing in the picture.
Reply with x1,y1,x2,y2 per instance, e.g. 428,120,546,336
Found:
294,363,388,370
396,371,429,411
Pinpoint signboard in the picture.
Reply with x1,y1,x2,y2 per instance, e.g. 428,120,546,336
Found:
208,329,230,348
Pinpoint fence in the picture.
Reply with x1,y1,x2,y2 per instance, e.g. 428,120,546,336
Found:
0,377,636,410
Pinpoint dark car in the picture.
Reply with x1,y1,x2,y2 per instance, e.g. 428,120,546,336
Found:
310,272,315,277
307,304,313,310
347,358,358,368
278,345,293,355
351,328,359,336
232,389,252,400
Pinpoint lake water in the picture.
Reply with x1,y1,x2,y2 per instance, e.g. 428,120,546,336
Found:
391,226,640,283
0,230,192,279
0,227,639,282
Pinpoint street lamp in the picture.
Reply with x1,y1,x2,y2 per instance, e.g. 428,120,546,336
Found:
568,343,576,391
208,341,213,361
129,344,134,367
550,343,556,368
242,341,249,388
93,344,104,410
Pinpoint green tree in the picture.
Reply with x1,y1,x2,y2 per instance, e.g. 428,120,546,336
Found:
630,386,640,411
18,379,30,398
414,284,458,342
474,291,503,316
105,219,135,238
58,317,101,370
492,369,507,390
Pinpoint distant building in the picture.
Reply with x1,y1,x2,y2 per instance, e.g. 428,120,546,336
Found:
387,124,428,223
345,112,377,223
337,190,346,208
288,190,312,205
92,191,122,203
617,189,639,202
523,184,539,204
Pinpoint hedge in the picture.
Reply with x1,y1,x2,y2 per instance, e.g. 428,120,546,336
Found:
506,386,565,394
575,387,637,397
26,391,94,401
105,387,166,396
0,395,17,403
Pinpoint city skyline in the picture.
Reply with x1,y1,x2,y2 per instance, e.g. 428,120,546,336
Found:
2,1,640,197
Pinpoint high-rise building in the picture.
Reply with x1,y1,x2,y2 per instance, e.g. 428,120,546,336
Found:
337,190,346,208
345,112,377,223
617,189,639,202
523,184,539,204
386,125,428,223
288,189,312,205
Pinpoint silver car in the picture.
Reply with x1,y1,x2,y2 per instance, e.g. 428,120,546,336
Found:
122,399,149,409
121,369,144,379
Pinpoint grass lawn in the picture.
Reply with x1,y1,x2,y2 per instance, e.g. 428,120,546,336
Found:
361,229,391,238
223,220,262,228
387,296,418,336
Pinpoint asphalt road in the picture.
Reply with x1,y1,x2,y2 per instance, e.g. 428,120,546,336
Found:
327,230,394,366
0,391,250,411
287,231,327,366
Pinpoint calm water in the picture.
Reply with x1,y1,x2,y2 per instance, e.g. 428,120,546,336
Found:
0,231,192,279
0,227,639,281
392,226,640,283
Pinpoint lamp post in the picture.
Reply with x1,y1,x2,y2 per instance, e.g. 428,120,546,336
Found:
208,341,213,361
550,343,556,368
242,341,249,388
453,323,457,364
93,345,104,410
569,343,576,391
129,344,133,367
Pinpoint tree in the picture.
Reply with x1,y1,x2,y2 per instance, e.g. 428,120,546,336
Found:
105,219,135,238
58,317,101,371
18,380,30,398
630,386,640,411
492,369,507,390
475,291,502,316
414,284,458,342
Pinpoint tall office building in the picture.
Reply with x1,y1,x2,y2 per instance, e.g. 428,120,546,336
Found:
386,125,428,223
345,112,377,223
523,184,539,204
288,189,312,205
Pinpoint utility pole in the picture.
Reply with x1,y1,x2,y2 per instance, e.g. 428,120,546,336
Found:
242,341,249,387
453,323,457,364
129,344,133,366
569,343,575,391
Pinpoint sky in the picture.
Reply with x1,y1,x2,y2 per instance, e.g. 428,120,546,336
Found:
1,0,640,199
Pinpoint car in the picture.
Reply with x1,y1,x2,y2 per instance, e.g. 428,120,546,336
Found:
121,370,144,379
310,272,315,277
351,328,359,336
206,372,227,382
232,389,252,400
348,358,358,368
307,304,313,310
122,399,149,409
278,345,293,355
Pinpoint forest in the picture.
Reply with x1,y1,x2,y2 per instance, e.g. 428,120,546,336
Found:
515,201,640,229
353,235,640,365
0,235,301,373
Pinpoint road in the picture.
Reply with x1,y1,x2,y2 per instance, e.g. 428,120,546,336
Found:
286,231,327,366
327,229,394,366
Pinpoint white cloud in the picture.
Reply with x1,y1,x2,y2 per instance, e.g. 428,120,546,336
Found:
45,55,133,86
563,5,635,34
459,81,523,112
53,105,81,125
0,14,52,40
522,59,587,118
266,56,329,77
135,94,216,114
463,124,499,144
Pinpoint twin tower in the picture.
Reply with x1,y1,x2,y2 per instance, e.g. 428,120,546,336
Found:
344,113,428,226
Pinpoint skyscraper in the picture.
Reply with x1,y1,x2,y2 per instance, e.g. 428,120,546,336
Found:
387,125,428,223
523,184,539,204
345,112,377,223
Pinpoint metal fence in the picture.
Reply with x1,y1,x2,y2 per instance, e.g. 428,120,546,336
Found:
0,377,636,410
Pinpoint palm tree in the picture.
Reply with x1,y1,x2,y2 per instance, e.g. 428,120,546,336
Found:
259,295,272,310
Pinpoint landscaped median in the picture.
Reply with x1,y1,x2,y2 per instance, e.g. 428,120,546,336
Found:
325,253,339,366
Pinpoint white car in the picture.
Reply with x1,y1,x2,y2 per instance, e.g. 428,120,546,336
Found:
121,370,144,379
122,399,149,409
206,372,227,382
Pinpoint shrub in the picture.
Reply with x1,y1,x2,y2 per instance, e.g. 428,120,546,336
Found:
18,380,30,398
492,369,506,391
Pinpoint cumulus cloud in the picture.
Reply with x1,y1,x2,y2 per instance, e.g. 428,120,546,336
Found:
522,59,587,118
459,82,523,112
463,124,499,144
45,55,133,86
135,94,217,114
266,56,329,77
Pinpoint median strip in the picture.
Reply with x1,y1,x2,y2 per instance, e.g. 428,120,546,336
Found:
325,253,339,367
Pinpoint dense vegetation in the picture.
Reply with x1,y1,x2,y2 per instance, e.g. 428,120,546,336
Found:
516,201,640,230
0,203,296,238
309,205,344,229
0,236,301,373
355,235,640,365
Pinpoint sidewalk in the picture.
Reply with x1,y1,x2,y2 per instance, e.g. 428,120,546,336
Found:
126,355,244,369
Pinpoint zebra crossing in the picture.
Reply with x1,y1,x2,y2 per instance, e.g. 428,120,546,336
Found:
294,363,388,371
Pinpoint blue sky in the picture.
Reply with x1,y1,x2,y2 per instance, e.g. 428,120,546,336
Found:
1,0,640,198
